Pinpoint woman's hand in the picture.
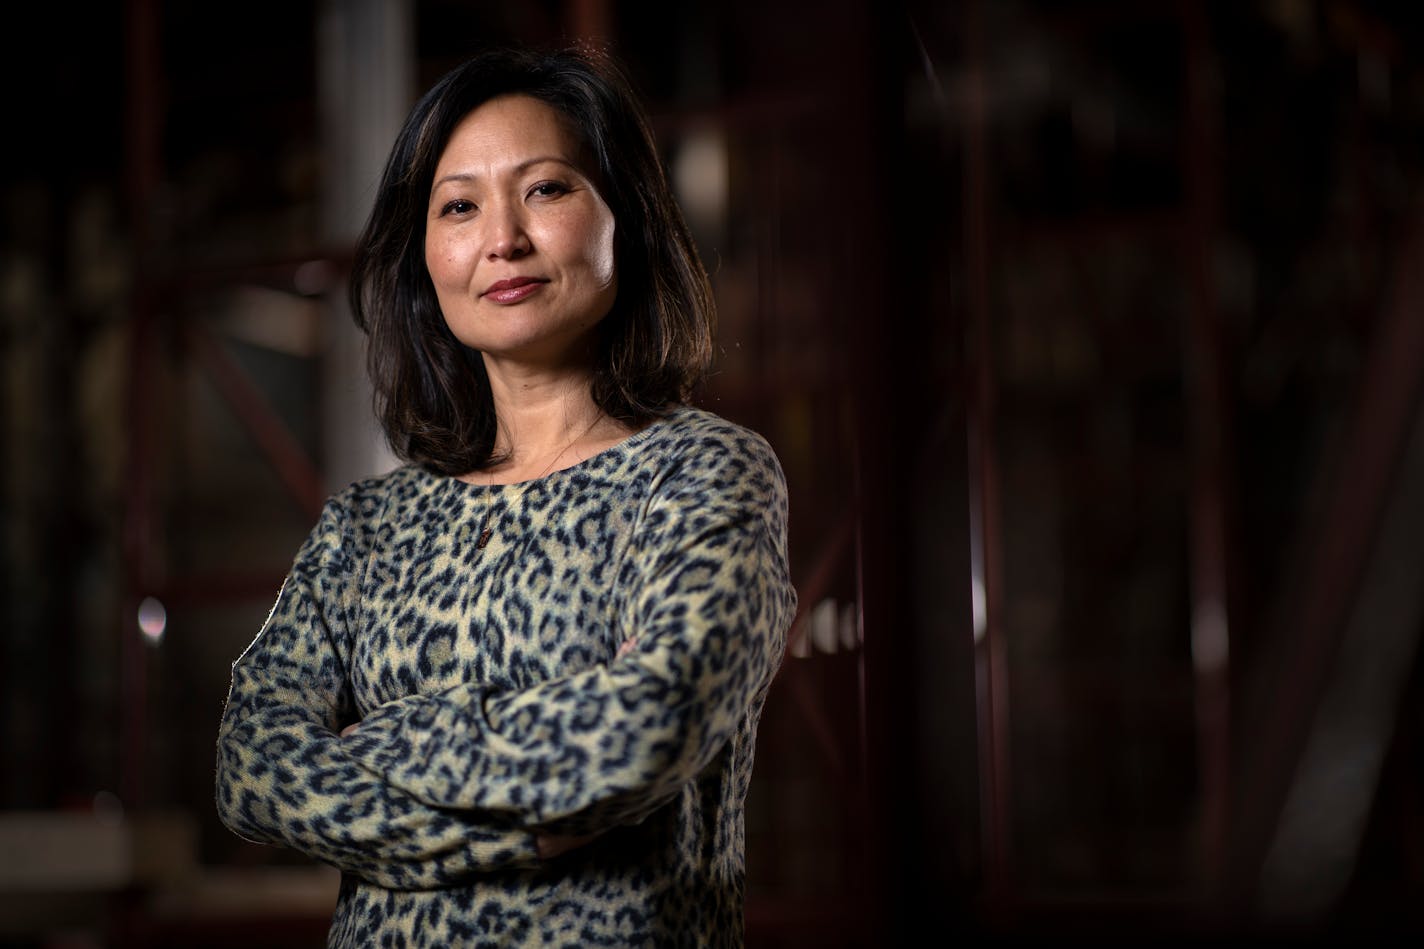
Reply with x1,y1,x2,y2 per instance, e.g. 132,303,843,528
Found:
535,832,599,860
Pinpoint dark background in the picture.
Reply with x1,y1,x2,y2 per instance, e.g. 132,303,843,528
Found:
2,1,1423,946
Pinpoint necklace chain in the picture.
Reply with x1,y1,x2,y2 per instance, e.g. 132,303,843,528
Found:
476,412,604,551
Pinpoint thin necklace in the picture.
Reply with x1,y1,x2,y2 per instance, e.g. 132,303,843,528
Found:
476,412,604,550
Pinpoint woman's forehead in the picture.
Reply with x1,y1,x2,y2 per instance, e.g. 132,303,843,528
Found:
434,94,602,188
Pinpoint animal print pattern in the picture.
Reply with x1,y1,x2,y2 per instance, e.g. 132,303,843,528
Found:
215,407,797,947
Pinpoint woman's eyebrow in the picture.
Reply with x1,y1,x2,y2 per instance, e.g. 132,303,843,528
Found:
431,156,579,191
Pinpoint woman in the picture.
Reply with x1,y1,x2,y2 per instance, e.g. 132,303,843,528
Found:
214,43,796,948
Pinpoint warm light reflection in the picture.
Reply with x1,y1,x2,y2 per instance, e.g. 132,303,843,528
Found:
1191,595,1229,672
810,598,838,654
671,128,728,235
971,576,987,643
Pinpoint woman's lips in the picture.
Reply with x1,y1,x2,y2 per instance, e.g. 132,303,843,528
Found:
482,277,547,304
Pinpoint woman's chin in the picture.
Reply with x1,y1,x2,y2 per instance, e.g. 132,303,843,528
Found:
474,336,601,375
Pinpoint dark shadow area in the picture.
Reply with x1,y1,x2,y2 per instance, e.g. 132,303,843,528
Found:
2,1,1423,946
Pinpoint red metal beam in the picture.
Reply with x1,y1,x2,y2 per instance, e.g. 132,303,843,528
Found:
566,0,611,44
781,513,855,659
774,512,857,782
1227,199,1424,908
963,0,1014,909
1180,0,1234,899
186,321,327,524
156,571,293,608
119,0,162,812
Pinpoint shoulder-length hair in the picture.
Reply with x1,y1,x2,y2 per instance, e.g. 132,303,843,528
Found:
349,44,714,475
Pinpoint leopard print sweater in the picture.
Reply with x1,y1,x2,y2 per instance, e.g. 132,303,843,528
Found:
214,406,796,947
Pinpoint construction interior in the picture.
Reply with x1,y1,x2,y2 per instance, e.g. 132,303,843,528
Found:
2,0,1423,945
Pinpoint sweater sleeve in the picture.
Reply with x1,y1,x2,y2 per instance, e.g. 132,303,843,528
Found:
214,486,542,888
339,429,797,833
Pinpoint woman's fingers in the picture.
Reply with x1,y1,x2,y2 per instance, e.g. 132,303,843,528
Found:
536,832,599,860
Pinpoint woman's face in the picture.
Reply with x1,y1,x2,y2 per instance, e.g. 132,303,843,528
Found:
424,95,617,367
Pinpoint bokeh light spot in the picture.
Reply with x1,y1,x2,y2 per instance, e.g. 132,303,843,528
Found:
137,595,167,644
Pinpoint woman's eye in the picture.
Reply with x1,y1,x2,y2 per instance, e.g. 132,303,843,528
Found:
529,181,568,199
441,199,475,216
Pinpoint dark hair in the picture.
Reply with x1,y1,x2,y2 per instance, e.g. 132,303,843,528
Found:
349,44,715,475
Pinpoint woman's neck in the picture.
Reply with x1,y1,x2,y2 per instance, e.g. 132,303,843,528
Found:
475,361,625,483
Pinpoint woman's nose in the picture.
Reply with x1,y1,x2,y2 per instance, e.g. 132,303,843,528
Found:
485,203,532,260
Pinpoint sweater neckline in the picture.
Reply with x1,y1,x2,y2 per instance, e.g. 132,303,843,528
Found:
439,405,691,494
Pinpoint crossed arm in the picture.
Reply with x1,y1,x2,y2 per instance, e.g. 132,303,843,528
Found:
215,449,794,888
333,633,639,860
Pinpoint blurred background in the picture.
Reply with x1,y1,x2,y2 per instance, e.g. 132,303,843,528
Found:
2,0,1423,946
